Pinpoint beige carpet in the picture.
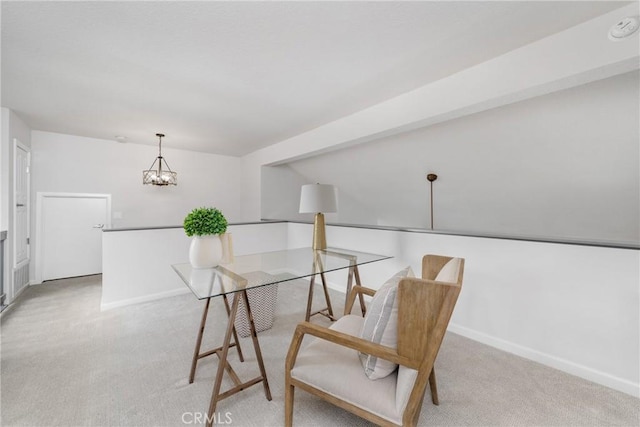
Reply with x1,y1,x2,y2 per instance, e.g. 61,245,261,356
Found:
1,275,638,427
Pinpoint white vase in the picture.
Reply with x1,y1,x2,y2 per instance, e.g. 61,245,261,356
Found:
189,235,223,268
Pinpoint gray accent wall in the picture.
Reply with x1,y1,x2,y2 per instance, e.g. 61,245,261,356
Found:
261,71,640,245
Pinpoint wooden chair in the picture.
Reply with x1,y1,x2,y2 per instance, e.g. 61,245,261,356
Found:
285,255,465,427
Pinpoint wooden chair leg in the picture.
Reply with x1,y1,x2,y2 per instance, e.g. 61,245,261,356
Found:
285,382,295,427
429,367,439,405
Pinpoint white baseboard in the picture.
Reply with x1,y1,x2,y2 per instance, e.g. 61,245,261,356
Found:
448,323,639,398
100,288,190,311
13,283,28,300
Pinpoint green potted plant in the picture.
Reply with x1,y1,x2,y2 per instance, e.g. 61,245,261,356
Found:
184,207,228,268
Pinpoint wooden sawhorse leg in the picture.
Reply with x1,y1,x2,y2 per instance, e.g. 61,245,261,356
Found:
345,263,367,316
205,290,272,427
189,295,244,384
305,254,335,322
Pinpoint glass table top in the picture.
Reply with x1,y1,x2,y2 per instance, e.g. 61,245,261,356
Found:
172,247,392,300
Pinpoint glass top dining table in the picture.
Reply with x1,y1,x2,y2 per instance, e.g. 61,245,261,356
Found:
172,246,392,300
171,246,392,427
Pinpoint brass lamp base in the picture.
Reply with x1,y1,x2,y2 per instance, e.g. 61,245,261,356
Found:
312,213,327,250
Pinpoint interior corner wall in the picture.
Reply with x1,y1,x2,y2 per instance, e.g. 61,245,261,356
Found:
261,165,305,220
29,131,245,279
260,164,377,225
240,156,262,222
278,70,640,245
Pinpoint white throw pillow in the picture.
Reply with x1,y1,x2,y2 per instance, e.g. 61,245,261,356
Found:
435,257,461,283
359,266,414,380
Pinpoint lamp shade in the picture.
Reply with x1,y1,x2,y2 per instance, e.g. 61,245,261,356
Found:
299,184,337,213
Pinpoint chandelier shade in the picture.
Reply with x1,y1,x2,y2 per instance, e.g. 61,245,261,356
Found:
143,133,177,186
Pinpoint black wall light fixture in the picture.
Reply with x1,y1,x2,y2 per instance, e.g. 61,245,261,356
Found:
427,173,438,230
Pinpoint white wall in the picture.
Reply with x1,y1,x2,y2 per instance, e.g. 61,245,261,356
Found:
31,131,244,226
101,222,288,310
288,222,639,397
0,108,32,303
264,71,640,245
240,155,262,222
30,131,245,279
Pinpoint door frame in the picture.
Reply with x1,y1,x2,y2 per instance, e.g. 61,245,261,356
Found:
13,139,31,270
34,192,112,284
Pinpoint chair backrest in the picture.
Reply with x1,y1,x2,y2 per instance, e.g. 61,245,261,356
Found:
397,255,464,425
422,254,465,284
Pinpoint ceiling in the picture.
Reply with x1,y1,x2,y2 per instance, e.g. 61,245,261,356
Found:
1,1,629,156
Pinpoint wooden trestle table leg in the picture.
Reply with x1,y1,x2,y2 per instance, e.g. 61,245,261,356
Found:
189,297,211,384
305,253,336,321
205,290,272,427
241,290,272,401
190,296,245,384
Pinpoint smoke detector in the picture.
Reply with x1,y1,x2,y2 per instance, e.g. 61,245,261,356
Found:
608,16,639,41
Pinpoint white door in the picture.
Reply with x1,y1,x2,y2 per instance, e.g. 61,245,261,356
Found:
38,193,111,281
14,141,30,267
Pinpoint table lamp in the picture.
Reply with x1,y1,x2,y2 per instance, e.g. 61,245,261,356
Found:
299,184,337,250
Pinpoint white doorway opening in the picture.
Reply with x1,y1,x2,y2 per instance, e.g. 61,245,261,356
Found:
35,193,111,283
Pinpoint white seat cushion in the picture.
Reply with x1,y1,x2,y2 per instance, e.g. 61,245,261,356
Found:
291,315,403,425
396,366,418,413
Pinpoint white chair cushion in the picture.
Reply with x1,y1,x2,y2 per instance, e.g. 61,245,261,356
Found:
359,266,414,379
435,257,461,283
396,366,418,413
291,315,403,425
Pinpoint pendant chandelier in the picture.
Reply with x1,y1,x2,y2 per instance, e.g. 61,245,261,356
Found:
143,133,177,186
